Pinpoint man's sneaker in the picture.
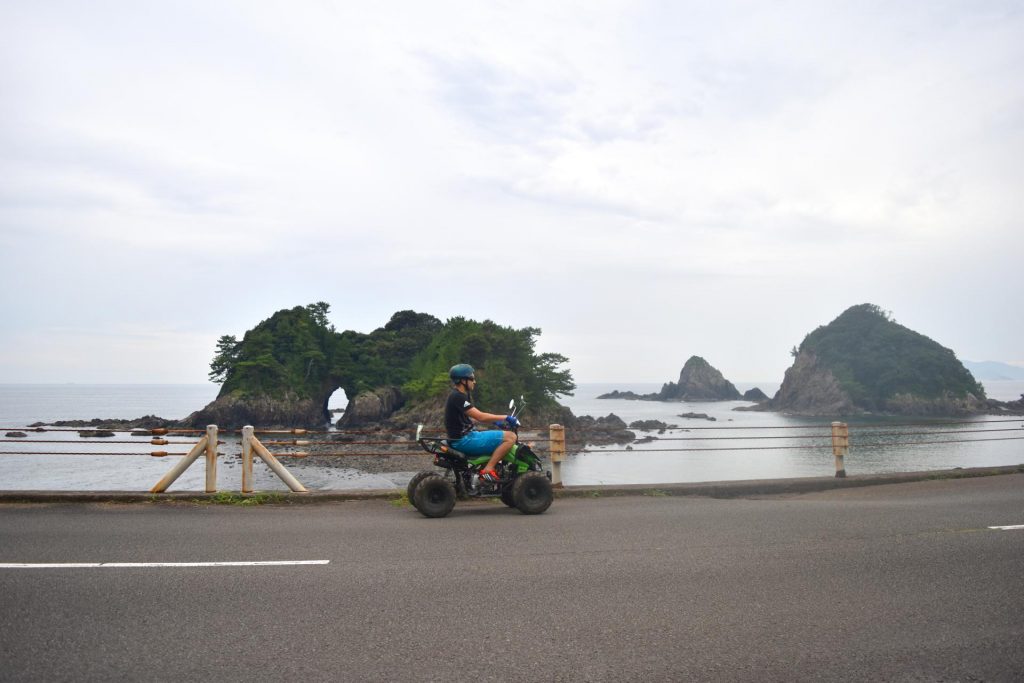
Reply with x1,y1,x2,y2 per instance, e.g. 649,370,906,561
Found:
480,468,499,482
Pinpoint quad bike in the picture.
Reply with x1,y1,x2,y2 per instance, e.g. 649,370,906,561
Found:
408,399,554,518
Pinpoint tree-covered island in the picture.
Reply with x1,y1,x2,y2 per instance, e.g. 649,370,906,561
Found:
185,303,576,428
764,303,995,416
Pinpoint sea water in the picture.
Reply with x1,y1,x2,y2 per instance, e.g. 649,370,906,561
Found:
559,382,1023,485
0,382,1021,490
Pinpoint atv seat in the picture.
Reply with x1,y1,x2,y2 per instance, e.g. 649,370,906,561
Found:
418,437,468,466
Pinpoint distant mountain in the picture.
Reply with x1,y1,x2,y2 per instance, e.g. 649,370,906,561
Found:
768,304,986,416
962,360,1024,381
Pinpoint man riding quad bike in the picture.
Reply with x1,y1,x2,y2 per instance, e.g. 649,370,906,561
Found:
407,364,554,518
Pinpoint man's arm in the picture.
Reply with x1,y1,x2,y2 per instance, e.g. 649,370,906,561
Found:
466,406,509,423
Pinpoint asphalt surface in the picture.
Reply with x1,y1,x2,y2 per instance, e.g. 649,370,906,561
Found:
1,474,1022,681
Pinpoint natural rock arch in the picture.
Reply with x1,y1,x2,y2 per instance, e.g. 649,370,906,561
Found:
185,304,574,428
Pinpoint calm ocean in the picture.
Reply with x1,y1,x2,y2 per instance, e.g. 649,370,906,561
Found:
0,381,1021,490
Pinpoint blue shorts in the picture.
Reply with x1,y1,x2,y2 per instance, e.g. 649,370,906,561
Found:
451,430,505,456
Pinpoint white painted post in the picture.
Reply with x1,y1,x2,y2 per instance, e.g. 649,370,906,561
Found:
205,424,218,493
150,435,208,493
831,421,849,478
251,435,308,493
241,426,255,493
549,424,565,487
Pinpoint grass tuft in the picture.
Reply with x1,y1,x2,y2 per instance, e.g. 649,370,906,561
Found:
201,492,287,506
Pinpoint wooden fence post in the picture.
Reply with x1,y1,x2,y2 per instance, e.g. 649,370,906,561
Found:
831,421,849,478
251,435,308,493
205,424,218,493
549,424,565,487
241,426,254,494
150,432,209,493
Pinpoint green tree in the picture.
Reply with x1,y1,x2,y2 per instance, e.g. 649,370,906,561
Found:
306,301,333,331
206,305,573,417
208,335,240,383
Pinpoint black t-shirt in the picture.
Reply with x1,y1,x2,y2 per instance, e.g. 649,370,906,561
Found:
445,389,474,439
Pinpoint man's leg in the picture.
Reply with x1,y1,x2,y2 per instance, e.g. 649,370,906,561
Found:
483,431,516,473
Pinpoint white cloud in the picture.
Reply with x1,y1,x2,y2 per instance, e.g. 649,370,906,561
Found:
1,0,1022,384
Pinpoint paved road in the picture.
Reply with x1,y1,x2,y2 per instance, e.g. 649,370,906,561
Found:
1,475,1022,681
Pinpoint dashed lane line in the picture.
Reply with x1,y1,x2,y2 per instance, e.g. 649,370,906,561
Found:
987,525,1024,531
0,560,331,569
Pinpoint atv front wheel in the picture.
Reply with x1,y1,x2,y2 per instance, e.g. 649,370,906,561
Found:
499,487,516,508
512,471,553,515
413,475,457,518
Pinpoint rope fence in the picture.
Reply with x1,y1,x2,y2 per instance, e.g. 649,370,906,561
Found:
1,418,1020,490
578,436,1024,454
579,444,831,453
0,451,210,457
852,436,1024,447
0,440,223,445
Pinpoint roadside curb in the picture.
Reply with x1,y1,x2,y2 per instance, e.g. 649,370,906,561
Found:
0,464,1021,504
552,464,1024,499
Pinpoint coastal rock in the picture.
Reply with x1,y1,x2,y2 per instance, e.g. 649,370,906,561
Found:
971,398,1023,415
742,387,769,401
596,390,644,400
768,351,856,416
385,395,448,432
678,412,716,421
598,356,742,402
44,416,175,430
992,394,1024,414
78,430,116,437
182,391,325,429
5,431,27,438
571,413,635,445
766,304,989,417
629,419,676,431
883,391,986,416
659,357,742,401
338,386,405,428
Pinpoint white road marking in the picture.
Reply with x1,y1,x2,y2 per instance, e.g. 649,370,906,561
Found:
0,560,330,568
988,525,1024,531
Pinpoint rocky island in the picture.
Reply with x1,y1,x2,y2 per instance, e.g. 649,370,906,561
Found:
598,356,750,402
185,303,577,429
754,303,1014,416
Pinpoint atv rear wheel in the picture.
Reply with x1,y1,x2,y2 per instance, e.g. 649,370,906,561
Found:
512,471,553,515
406,470,435,503
413,475,457,518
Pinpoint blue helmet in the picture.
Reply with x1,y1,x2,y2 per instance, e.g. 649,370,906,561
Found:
449,364,475,382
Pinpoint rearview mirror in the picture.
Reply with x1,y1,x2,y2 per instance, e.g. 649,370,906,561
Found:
508,399,515,411
415,424,423,440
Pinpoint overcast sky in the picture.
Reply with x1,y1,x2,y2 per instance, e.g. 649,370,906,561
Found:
1,0,1021,386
